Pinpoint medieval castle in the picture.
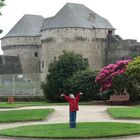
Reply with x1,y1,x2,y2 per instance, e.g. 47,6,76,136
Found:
1,3,140,81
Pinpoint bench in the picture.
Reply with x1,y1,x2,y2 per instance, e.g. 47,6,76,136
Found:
106,95,130,105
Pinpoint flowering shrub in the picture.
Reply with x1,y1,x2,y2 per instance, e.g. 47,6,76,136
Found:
95,60,131,92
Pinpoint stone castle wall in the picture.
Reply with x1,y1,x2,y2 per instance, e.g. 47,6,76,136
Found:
1,36,41,81
40,28,108,80
3,27,139,82
107,38,140,64
1,36,41,47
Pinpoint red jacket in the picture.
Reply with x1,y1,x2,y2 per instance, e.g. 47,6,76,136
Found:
64,93,81,112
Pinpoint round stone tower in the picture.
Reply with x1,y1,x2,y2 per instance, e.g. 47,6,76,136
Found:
1,14,44,80
40,3,115,80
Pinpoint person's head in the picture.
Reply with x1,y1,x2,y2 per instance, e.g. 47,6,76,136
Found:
69,94,75,99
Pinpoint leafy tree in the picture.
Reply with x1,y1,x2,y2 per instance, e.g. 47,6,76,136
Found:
41,51,89,102
126,56,140,84
0,0,5,33
68,69,100,101
126,57,140,101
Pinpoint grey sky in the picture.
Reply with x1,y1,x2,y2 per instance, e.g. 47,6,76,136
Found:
0,0,140,54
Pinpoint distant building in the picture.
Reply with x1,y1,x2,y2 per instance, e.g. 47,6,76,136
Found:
1,3,140,81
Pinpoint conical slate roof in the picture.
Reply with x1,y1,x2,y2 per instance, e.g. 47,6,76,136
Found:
3,3,114,38
41,3,114,30
4,14,44,38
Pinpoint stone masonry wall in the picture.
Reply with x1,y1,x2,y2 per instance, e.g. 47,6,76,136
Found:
107,38,140,64
1,36,41,81
1,36,41,47
40,28,107,80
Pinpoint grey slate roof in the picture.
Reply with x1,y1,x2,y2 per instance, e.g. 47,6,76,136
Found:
3,3,114,38
0,55,22,74
41,3,114,30
4,14,44,38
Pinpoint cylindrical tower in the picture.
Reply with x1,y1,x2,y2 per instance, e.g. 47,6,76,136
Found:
1,14,44,81
40,3,115,81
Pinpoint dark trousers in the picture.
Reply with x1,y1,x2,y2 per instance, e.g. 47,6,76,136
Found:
70,111,77,128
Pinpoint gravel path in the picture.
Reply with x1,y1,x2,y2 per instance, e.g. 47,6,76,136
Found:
0,105,140,140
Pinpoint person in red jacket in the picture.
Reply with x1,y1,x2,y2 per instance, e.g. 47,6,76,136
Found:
61,92,83,128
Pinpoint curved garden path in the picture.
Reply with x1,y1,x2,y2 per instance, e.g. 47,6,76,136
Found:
0,105,140,140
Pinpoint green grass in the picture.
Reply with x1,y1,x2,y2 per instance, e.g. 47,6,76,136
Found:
0,102,68,108
0,102,91,108
107,107,140,119
0,122,140,138
0,109,54,122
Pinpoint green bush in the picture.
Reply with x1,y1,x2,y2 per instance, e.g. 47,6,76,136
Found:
41,51,89,102
126,57,140,101
67,69,100,101
126,56,140,84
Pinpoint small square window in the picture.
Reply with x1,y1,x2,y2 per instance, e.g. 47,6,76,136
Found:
108,30,112,35
34,52,38,57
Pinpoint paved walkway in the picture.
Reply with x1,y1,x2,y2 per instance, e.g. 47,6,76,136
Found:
0,105,140,140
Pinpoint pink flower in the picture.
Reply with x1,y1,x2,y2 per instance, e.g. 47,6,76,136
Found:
95,59,131,92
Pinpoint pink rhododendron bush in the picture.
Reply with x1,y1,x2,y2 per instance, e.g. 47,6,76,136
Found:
95,60,131,92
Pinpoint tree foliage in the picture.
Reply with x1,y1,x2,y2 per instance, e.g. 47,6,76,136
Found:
68,69,100,101
41,51,89,102
0,0,5,33
126,56,140,84
0,0,5,12
126,57,140,101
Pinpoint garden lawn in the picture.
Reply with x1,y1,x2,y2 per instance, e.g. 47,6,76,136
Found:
0,102,67,108
0,102,91,108
0,122,140,138
0,109,54,122
107,107,140,119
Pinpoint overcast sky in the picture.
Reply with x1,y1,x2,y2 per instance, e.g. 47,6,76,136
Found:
0,0,140,54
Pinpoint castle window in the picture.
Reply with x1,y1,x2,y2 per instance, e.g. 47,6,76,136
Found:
0,57,2,65
2,57,6,65
108,30,112,35
42,61,44,69
84,58,88,64
54,56,57,60
34,52,38,57
39,60,41,73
